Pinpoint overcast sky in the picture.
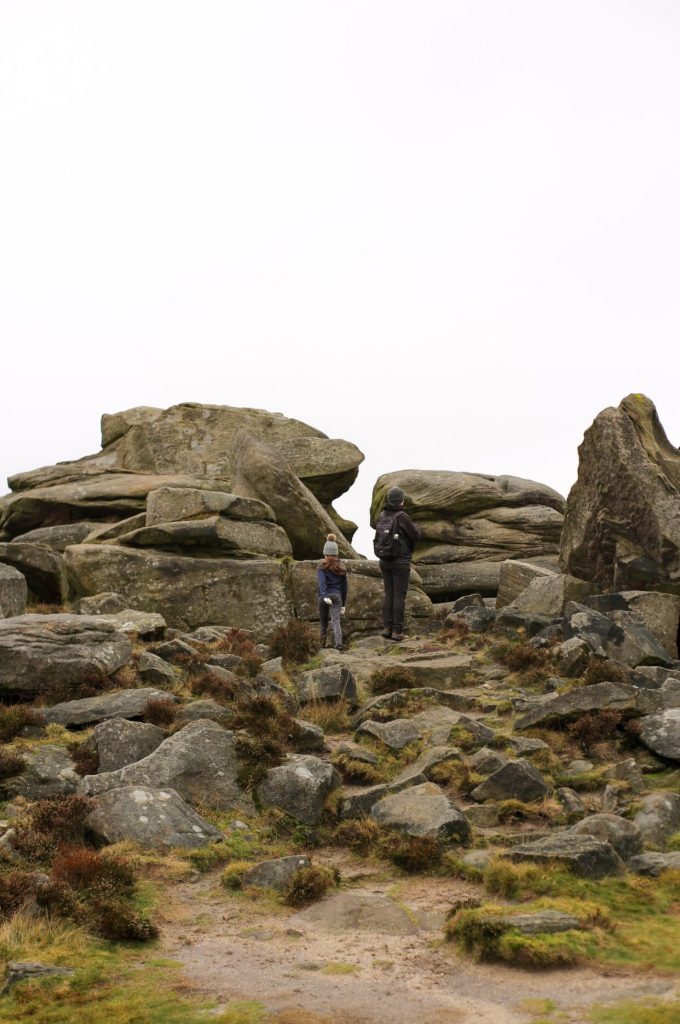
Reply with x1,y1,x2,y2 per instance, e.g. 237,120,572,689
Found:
1,1,679,555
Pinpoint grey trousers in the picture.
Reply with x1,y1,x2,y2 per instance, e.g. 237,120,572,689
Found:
319,593,343,647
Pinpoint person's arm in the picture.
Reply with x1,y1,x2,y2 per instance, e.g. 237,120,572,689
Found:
341,574,348,605
399,512,421,545
316,567,329,598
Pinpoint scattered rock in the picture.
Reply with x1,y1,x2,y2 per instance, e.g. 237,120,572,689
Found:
568,813,643,861
555,787,585,818
297,665,358,705
0,614,132,698
633,791,680,846
0,542,69,603
242,856,311,891
563,602,672,668
470,759,549,803
488,910,582,935
86,785,223,848
371,782,470,844
495,607,559,637
43,687,175,727
555,636,591,677
515,682,639,731
80,720,247,811
1,962,75,995
509,572,592,617
92,718,165,772
628,852,680,877
3,745,79,799
637,709,680,761
137,651,179,686
507,834,625,878
257,755,340,825
0,564,27,618
74,592,127,615
584,591,680,659
175,701,235,728
292,720,326,753
468,747,508,777
356,718,421,750
445,606,496,632
496,560,559,609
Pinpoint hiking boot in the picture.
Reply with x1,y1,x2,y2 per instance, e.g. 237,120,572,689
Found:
391,633,405,642
381,629,392,639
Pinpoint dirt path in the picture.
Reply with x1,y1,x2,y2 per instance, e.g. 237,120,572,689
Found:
157,867,673,1024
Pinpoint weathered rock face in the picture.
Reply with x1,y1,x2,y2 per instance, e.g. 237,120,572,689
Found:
584,591,680,659
80,720,248,811
0,564,27,618
43,687,174,727
0,543,69,603
508,572,592,617
633,791,680,846
370,782,471,844
64,545,294,637
85,785,223,849
2,746,80,799
470,759,549,803
145,487,275,527
563,602,673,668
10,523,100,551
515,682,640,731
256,754,340,825
242,856,311,891
231,429,357,559
113,516,292,559
560,394,680,594
568,813,643,861
91,719,165,772
507,834,625,878
372,471,564,601
637,709,680,761
297,665,358,705
0,614,132,698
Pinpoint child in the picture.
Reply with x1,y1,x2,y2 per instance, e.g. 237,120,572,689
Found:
317,533,348,650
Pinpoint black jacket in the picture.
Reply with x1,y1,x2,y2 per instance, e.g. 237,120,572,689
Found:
377,502,421,561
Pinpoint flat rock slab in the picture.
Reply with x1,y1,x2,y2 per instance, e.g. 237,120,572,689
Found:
2,962,75,994
0,614,132,698
243,856,311,891
86,785,223,849
43,687,175,727
396,653,482,689
494,910,582,935
628,852,680,877
146,487,275,526
94,610,167,640
80,720,247,811
637,709,680,761
116,516,292,559
515,682,639,731
357,718,421,750
350,689,474,730
507,834,625,878
288,890,434,935
568,813,643,861
371,781,470,844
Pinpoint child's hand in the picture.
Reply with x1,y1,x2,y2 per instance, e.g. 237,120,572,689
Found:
323,597,332,606
341,607,346,616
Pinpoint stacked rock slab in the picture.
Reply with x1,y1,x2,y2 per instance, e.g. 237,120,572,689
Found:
560,394,680,594
372,471,564,601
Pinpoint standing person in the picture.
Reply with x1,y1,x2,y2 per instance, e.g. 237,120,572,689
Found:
317,533,348,651
373,486,421,642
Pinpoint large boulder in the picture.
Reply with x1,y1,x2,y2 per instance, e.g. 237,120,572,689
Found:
507,834,625,878
637,709,680,761
242,856,311,891
256,754,340,825
563,602,673,668
64,545,294,638
0,564,27,618
79,720,247,810
231,429,357,559
370,782,471,844
584,591,680,659
10,523,100,551
0,614,132,698
560,394,680,594
633,791,680,846
470,759,549,803
0,543,69,604
114,516,292,559
43,687,174,727
86,785,223,849
509,573,592,617
496,560,558,609
289,559,432,636
372,471,564,601
145,487,275,526
568,813,643,861
515,682,639,731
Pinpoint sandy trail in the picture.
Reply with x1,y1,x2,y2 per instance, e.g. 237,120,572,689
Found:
157,867,672,1024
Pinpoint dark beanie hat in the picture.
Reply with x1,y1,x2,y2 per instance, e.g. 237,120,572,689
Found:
387,486,405,504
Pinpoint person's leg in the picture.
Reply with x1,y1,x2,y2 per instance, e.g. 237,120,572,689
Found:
380,561,394,635
391,561,412,636
330,593,343,649
318,598,329,647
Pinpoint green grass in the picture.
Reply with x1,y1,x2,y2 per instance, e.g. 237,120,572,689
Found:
589,1000,680,1024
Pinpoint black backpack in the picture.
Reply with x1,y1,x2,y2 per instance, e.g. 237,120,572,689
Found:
373,510,403,559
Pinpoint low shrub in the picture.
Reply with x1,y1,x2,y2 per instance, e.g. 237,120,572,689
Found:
330,818,386,855
221,860,251,890
92,898,159,941
299,699,352,734
189,669,241,702
482,858,544,899
67,742,99,777
387,835,443,873
0,705,45,743
566,709,623,751
369,665,418,696
0,870,37,921
584,659,630,686
332,753,381,785
0,747,25,780
232,694,297,788
283,864,337,907
12,795,96,862
51,845,135,898
269,620,318,665
491,639,549,672
143,697,177,726
212,628,263,675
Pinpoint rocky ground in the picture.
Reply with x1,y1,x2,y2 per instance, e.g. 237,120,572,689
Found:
2,598,680,1023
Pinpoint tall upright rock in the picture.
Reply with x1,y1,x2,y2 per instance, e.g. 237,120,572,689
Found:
560,395,680,594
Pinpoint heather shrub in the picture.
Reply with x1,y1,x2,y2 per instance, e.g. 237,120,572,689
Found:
0,747,26,780
68,742,99,777
566,709,623,751
491,639,549,672
12,795,95,862
0,705,45,743
583,659,630,686
269,619,318,665
283,865,337,907
369,665,418,695
387,835,443,873
0,870,38,920
143,697,177,726
189,669,241,702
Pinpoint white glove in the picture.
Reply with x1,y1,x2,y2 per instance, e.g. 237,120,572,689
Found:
341,607,346,616
323,597,332,606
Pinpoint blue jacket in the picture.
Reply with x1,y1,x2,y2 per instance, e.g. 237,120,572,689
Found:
317,564,348,603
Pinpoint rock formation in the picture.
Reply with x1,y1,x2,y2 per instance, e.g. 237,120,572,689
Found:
371,470,565,601
560,394,680,594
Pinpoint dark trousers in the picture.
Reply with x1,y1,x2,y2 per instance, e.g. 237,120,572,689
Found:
379,559,411,634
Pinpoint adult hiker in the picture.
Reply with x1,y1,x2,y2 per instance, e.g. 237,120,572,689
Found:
373,485,421,641
317,533,348,650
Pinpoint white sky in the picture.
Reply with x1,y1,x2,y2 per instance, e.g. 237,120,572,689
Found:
1,0,679,556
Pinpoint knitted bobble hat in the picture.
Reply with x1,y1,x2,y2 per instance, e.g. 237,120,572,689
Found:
387,486,405,505
323,533,339,556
